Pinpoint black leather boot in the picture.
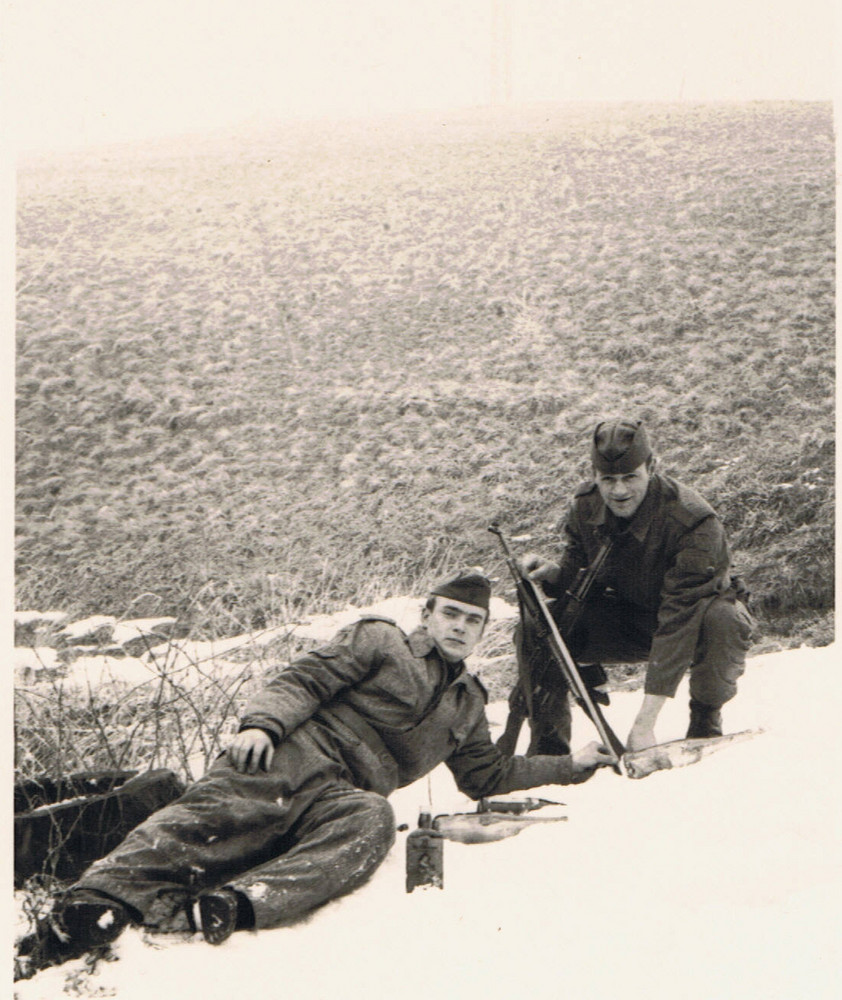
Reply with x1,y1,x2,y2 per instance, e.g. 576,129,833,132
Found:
15,892,130,980
198,889,254,946
578,663,611,705
686,698,723,739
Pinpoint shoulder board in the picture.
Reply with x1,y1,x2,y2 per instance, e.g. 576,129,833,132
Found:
357,614,398,626
468,672,489,703
574,480,598,498
664,478,717,528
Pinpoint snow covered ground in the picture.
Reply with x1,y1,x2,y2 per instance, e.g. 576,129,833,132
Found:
14,634,841,1000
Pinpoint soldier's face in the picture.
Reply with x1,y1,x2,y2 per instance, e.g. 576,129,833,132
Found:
595,460,651,519
423,598,487,662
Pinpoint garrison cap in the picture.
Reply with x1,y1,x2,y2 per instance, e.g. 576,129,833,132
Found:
591,418,652,474
430,572,491,612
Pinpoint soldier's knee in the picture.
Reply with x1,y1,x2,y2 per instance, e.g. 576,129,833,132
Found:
360,793,396,855
692,599,755,706
702,597,754,651
702,596,734,628
690,661,742,707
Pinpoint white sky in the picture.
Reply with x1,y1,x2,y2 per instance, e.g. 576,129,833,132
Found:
1,0,837,152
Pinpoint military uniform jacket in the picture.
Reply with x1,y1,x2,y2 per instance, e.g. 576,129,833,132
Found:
544,473,736,697
240,618,579,799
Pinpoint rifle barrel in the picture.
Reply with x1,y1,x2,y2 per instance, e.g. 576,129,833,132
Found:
528,581,624,762
489,523,625,767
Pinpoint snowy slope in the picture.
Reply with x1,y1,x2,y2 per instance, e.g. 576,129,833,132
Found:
14,641,841,1000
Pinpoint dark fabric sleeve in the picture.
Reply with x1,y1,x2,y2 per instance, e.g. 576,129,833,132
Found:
238,621,397,743
645,515,731,697
444,713,589,799
542,505,588,601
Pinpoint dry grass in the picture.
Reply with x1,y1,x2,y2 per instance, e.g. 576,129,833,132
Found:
15,102,834,643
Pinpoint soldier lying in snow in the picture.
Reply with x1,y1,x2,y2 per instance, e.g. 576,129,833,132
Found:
19,572,613,975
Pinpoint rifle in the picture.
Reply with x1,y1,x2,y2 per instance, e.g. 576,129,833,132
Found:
555,538,614,638
494,523,614,753
489,523,625,766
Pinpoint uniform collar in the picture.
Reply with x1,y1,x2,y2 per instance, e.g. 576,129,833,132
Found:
408,626,468,678
590,475,660,543
408,626,437,657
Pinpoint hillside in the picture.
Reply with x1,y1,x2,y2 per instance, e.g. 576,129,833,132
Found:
15,101,835,643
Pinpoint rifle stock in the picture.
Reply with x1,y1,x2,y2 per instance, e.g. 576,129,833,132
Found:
489,523,625,767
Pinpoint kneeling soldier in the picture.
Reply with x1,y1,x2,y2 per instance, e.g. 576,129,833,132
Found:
502,418,756,758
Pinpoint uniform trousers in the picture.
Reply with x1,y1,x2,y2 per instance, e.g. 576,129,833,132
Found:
76,724,396,931
513,593,753,751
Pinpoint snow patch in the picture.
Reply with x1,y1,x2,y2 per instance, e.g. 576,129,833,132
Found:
140,593,518,670
14,645,60,672
14,610,69,627
58,614,118,642
14,642,841,1000
61,654,155,691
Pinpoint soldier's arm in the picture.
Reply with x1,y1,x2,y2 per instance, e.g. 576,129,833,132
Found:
237,620,397,745
644,515,730,698
445,713,612,798
625,694,668,753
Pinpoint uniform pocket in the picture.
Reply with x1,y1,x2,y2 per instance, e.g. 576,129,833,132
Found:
736,600,760,646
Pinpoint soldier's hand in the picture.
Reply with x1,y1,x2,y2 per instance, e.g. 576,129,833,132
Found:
625,724,657,753
228,729,275,773
518,553,561,585
571,741,616,773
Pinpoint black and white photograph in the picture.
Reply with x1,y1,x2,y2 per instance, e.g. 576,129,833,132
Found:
7,2,838,997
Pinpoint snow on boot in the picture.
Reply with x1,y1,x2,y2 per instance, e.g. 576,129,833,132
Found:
686,698,723,739
15,894,130,980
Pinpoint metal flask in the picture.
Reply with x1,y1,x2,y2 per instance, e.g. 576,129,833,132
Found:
405,811,444,892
